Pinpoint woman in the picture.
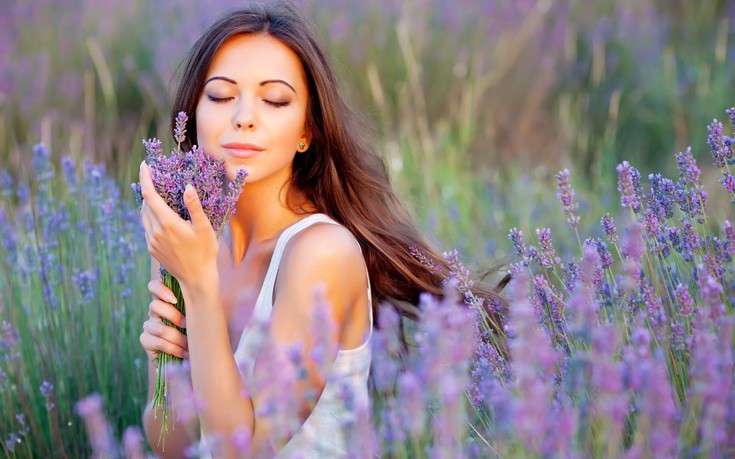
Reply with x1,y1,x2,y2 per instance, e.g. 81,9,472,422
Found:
138,2,506,457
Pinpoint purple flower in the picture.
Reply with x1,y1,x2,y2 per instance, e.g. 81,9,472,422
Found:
621,221,644,259
1,320,20,361
580,239,603,289
725,220,735,255
648,173,676,220
639,352,679,457
443,249,483,309
555,168,580,227
601,214,618,244
720,170,735,197
640,282,665,327
72,269,96,303
680,219,701,262
536,227,560,270
40,380,56,411
562,260,579,293
397,372,426,437
174,111,188,147
61,156,77,192
674,283,694,317
122,427,145,459
676,147,701,187
707,119,731,168
689,319,734,452
617,161,642,212
1,169,13,194
508,227,527,259
131,114,248,236
408,244,443,274
75,393,116,457
698,274,725,321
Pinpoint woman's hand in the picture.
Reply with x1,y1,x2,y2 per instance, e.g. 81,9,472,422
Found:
139,279,189,364
138,161,219,289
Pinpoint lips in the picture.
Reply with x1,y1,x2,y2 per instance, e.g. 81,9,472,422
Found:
221,142,264,159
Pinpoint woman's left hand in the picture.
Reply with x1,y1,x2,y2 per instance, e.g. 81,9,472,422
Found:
139,161,219,288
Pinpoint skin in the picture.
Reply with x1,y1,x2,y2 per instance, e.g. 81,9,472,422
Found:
138,34,371,458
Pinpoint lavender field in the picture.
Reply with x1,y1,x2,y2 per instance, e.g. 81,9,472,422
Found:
1,1,734,457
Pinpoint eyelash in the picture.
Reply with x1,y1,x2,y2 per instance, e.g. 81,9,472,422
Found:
207,95,290,108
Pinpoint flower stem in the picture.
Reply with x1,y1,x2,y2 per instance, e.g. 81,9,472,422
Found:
151,269,187,449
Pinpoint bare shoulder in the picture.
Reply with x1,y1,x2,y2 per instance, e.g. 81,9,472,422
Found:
276,221,367,317
281,222,366,277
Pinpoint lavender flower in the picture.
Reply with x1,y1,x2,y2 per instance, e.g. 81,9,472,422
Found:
674,283,694,317
132,141,247,235
0,169,12,196
725,220,735,255
689,319,734,453
707,119,731,168
443,249,484,309
173,111,188,146
675,147,701,187
1,320,20,362
680,219,701,262
648,173,676,220
508,227,527,259
638,352,679,457
617,161,642,212
720,170,735,198
562,260,580,293
601,214,618,244
409,243,443,274
40,381,56,411
536,227,560,270
75,393,117,457
555,168,579,227
122,427,145,459
698,274,725,321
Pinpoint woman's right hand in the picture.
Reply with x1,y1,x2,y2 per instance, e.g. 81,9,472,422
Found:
139,279,189,366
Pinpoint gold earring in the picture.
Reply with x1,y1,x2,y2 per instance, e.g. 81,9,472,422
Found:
299,141,306,151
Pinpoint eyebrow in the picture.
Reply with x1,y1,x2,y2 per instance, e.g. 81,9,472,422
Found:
204,76,297,94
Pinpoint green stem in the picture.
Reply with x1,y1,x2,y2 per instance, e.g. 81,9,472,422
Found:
151,269,187,450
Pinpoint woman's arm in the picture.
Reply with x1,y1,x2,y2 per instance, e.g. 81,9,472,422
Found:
179,223,366,458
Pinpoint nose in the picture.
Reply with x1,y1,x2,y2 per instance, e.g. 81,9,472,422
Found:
233,100,255,130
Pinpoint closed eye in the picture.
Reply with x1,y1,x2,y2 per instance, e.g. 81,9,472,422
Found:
207,95,233,103
264,100,290,108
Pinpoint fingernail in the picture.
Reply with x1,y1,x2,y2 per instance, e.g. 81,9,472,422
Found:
140,160,146,170
167,295,178,304
180,317,187,328
185,183,194,197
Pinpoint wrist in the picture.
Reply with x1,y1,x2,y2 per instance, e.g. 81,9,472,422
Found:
179,263,220,306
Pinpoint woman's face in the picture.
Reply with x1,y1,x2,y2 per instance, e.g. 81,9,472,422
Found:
195,33,310,184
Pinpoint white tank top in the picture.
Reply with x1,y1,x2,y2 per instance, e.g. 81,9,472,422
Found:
202,213,373,458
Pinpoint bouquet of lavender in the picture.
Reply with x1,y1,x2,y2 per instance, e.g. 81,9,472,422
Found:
131,112,247,443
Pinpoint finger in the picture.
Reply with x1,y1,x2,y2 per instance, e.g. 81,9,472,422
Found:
147,279,178,304
184,183,211,232
143,319,189,351
150,299,187,329
140,331,188,359
139,161,178,220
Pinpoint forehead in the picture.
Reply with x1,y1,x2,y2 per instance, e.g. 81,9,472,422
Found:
205,34,307,91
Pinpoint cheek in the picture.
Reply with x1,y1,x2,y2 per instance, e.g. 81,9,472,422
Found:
195,105,218,150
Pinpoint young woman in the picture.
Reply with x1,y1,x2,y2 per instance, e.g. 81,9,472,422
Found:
137,2,506,457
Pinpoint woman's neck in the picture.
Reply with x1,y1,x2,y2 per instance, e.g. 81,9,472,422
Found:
225,179,316,264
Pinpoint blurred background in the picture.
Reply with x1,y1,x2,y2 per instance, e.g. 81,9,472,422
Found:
1,0,733,260
1,1,734,455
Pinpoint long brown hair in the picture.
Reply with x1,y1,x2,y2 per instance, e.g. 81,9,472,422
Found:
170,1,508,346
